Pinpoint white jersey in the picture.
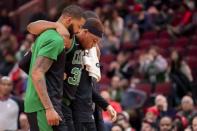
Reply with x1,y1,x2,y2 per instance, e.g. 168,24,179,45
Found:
0,98,19,130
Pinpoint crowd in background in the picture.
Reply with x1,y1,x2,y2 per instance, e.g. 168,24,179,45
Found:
0,0,197,131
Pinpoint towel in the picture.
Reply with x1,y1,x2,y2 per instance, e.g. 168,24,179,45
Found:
83,46,101,82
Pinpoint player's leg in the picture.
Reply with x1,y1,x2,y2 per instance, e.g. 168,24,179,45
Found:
52,121,68,131
26,112,41,131
73,116,97,131
62,104,75,131
27,110,68,131
94,106,105,131
83,122,97,131
74,121,84,131
27,110,53,131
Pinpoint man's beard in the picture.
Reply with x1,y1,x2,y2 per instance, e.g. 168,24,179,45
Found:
68,24,74,38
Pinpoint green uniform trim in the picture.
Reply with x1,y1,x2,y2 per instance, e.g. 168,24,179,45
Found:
65,36,76,54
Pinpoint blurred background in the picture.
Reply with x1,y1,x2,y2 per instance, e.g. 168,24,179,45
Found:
0,0,197,131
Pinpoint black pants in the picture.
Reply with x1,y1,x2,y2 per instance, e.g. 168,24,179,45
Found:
62,104,75,131
27,111,67,131
74,121,97,131
94,106,105,131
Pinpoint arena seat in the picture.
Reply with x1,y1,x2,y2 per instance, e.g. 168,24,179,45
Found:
154,82,172,96
156,38,171,48
139,40,152,49
100,54,116,64
99,75,111,85
186,56,197,69
141,31,157,40
191,36,197,46
136,83,152,97
174,37,189,47
187,46,197,57
159,31,170,39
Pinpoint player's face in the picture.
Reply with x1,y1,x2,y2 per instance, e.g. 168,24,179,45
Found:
77,29,100,49
70,18,85,34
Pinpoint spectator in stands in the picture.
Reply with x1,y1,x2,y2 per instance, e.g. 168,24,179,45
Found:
0,76,25,130
169,50,193,100
141,119,156,131
125,4,142,25
137,6,160,33
0,51,16,76
101,30,120,54
0,8,13,28
154,95,173,117
0,26,17,76
170,50,193,82
139,47,168,83
16,41,31,61
102,9,124,53
175,96,197,130
185,115,197,131
115,112,136,131
109,75,123,102
16,33,34,61
24,33,34,44
107,50,133,80
167,1,195,37
159,116,173,131
0,25,18,53
104,10,124,38
145,109,158,126
122,21,140,45
146,95,176,124
111,124,124,131
151,6,170,31
192,116,197,131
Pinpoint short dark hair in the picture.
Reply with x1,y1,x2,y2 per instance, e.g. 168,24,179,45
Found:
83,10,99,20
61,5,84,19
83,18,104,38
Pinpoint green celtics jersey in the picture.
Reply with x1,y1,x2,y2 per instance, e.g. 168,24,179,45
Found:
25,29,65,113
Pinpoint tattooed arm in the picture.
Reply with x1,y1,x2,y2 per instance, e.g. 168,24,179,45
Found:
31,56,53,109
31,56,61,125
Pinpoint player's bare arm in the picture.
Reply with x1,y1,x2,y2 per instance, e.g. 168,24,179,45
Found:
27,20,70,38
31,56,61,126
